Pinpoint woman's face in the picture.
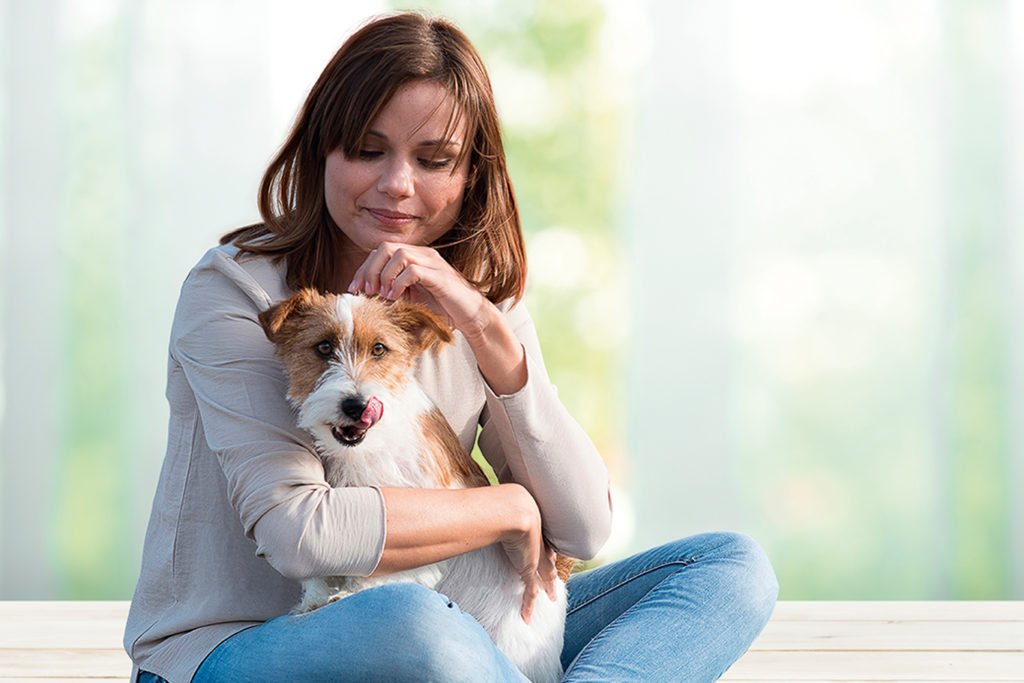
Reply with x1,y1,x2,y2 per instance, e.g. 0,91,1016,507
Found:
324,80,471,264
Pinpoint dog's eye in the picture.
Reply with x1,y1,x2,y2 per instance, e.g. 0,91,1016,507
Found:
371,343,388,358
314,341,333,358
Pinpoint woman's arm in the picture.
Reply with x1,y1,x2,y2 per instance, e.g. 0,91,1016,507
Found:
374,483,558,621
460,300,528,396
373,484,528,571
351,241,614,560
175,249,389,580
476,300,613,560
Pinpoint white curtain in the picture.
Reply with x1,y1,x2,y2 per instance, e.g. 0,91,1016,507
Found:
624,0,1024,598
0,0,382,598
2,0,1020,600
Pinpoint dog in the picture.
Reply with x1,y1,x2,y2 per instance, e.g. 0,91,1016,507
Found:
258,288,569,683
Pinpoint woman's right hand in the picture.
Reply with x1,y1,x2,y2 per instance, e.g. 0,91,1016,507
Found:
374,483,559,621
499,484,559,624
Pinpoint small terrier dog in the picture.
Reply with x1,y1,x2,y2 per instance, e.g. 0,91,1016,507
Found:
259,288,568,683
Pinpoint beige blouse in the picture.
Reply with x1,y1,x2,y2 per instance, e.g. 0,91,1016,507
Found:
123,243,612,683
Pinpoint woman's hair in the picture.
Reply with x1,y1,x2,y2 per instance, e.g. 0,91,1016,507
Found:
222,12,526,303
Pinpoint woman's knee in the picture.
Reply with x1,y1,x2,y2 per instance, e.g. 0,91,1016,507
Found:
653,532,778,618
699,531,779,617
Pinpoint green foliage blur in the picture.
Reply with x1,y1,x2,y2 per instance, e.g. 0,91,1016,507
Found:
19,0,1018,603
411,1,628,475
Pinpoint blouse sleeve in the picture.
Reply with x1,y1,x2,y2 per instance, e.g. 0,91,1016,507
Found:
476,300,613,560
170,249,387,580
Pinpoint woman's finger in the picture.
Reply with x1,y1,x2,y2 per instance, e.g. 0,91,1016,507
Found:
520,576,539,624
347,242,488,338
365,244,399,295
349,243,396,295
538,545,558,602
378,246,417,297
386,263,427,301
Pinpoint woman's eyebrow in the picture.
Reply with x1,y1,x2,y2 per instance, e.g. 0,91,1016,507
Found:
366,130,462,149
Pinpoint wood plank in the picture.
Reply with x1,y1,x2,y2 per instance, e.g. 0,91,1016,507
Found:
730,602,1024,681
749,618,1024,651
0,603,131,679
1,600,1023,681
0,602,129,621
0,649,130,678
720,651,1024,681
772,601,1024,621
0,614,127,650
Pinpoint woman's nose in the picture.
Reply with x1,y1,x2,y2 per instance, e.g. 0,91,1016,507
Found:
377,158,414,198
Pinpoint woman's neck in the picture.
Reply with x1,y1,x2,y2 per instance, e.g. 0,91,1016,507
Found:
332,235,369,294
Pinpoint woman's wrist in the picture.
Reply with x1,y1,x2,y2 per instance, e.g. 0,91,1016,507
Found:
496,483,541,542
462,301,528,396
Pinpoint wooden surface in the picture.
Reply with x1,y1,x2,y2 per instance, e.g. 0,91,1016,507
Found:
0,601,130,680
0,600,1021,681
723,601,1024,682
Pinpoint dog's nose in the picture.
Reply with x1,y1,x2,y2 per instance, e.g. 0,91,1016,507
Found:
341,397,368,420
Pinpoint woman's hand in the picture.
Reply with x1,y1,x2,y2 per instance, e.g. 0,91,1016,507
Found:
374,484,558,622
500,484,560,624
347,242,490,339
348,241,528,395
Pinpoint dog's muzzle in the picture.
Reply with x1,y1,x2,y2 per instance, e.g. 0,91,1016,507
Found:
331,396,384,446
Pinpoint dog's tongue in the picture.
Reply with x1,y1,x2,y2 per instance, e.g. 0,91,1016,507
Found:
358,397,383,428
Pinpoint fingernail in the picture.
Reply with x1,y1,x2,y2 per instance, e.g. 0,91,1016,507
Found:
379,283,387,296
386,288,395,299
347,279,358,293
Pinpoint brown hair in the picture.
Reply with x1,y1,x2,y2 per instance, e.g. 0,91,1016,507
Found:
221,12,526,303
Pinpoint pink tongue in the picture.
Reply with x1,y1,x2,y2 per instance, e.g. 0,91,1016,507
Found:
358,397,383,428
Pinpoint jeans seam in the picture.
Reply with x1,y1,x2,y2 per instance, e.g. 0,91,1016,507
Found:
566,556,699,618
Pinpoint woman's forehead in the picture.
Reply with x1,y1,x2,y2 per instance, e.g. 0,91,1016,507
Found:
368,80,468,148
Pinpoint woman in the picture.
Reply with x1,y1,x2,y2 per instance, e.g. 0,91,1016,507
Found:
125,13,777,682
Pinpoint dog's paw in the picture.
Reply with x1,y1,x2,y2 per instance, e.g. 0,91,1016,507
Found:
326,588,356,604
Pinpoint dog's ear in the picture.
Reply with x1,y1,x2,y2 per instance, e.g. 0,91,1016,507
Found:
390,300,453,354
258,288,321,343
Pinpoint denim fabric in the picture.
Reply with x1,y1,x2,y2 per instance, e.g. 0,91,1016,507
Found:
562,531,779,681
142,531,776,682
191,582,527,682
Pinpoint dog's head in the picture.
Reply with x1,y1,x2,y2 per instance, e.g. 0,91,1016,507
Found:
259,289,452,448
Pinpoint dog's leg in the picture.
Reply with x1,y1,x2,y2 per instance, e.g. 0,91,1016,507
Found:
294,577,335,614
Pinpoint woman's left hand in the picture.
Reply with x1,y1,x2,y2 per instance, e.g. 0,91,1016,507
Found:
347,241,493,340
348,241,528,395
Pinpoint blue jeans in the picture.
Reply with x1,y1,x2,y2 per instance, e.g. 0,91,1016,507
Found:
140,531,778,682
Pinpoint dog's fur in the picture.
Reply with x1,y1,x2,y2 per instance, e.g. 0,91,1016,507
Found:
259,288,568,683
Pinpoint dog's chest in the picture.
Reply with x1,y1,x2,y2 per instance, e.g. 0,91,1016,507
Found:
321,440,440,489
317,393,445,490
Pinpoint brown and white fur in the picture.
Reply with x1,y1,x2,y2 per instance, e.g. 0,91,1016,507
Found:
259,288,568,683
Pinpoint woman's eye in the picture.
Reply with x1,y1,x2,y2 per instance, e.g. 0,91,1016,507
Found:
357,150,383,160
315,341,333,358
420,157,452,170
371,343,388,358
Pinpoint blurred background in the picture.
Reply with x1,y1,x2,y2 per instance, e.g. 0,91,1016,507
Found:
1,0,1021,601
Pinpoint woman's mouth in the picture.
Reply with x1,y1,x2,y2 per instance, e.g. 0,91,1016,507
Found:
366,208,417,227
